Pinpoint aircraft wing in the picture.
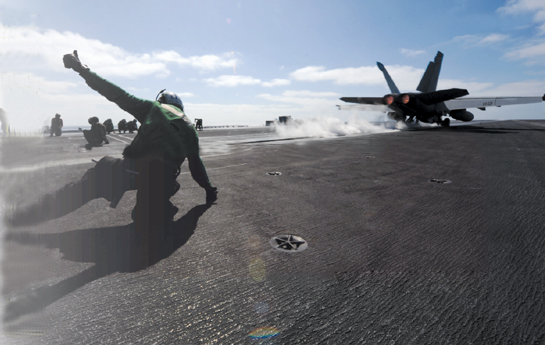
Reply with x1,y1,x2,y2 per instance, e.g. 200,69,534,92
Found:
338,97,389,112
417,88,468,105
445,95,545,110
340,97,384,105
336,103,389,112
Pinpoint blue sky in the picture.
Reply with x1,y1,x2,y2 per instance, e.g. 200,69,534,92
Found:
1,0,545,131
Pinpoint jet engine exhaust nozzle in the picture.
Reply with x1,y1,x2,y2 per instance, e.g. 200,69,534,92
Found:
383,95,395,105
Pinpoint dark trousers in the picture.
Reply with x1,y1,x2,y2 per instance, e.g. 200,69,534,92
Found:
10,152,213,228
10,156,178,228
90,156,179,228
9,155,213,265
50,127,62,136
83,130,102,146
130,157,178,229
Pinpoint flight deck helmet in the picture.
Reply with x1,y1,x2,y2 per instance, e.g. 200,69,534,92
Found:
156,89,184,111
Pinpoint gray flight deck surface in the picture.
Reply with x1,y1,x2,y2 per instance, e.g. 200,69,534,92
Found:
1,120,545,344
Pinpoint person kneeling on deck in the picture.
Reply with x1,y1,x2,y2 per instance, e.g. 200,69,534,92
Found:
118,119,128,133
8,50,217,234
127,119,138,133
83,116,109,149
104,119,115,134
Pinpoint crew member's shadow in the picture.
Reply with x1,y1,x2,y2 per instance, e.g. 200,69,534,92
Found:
4,203,211,323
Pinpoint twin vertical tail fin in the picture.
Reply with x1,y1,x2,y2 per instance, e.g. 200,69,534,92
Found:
376,51,444,94
377,62,400,94
416,51,443,93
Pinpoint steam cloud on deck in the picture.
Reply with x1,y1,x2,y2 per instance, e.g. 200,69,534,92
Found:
273,116,395,138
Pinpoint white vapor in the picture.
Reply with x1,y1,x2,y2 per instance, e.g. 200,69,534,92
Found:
274,116,395,138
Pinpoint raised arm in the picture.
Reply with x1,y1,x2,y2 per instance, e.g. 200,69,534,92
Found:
63,50,152,124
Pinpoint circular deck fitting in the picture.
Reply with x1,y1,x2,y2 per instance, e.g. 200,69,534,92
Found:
269,235,308,253
266,172,282,176
430,179,452,184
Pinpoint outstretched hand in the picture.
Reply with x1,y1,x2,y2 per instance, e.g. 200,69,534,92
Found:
63,50,88,73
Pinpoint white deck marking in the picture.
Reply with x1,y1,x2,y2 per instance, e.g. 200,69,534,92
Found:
106,135,132,144
178,163,248,174
0,155,123,173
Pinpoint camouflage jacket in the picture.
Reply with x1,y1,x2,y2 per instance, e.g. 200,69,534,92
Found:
91,122,107,141
51,117,63,129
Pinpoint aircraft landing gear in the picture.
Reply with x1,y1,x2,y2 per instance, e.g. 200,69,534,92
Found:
440,118,450,127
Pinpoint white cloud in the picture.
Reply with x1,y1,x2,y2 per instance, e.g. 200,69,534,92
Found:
438,79,495,93
290,65,380,85
498,0,545,34
438,78,545,97
505,41,545,59
453,33,509,47
0,24,168,77
204,75,262,87
281,90,340,98
0,23,238,78
0,71,121,131
496,0,545,63
204,76,291,88
498,0,545,14
290,64,424,89
153,51,238,71
470,80,545,96
258,90,340,106
480,34,510,44
401,49,426,57
453,34,478,44
0,71,300,131
1,72,77,94
262,78,291,87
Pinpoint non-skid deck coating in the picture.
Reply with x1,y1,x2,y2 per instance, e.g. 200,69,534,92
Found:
1,121,545,344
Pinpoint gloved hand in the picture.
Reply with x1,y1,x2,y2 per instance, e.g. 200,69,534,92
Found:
63,50,89,73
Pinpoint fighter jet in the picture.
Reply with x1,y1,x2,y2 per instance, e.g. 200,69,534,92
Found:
338,51,545,127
